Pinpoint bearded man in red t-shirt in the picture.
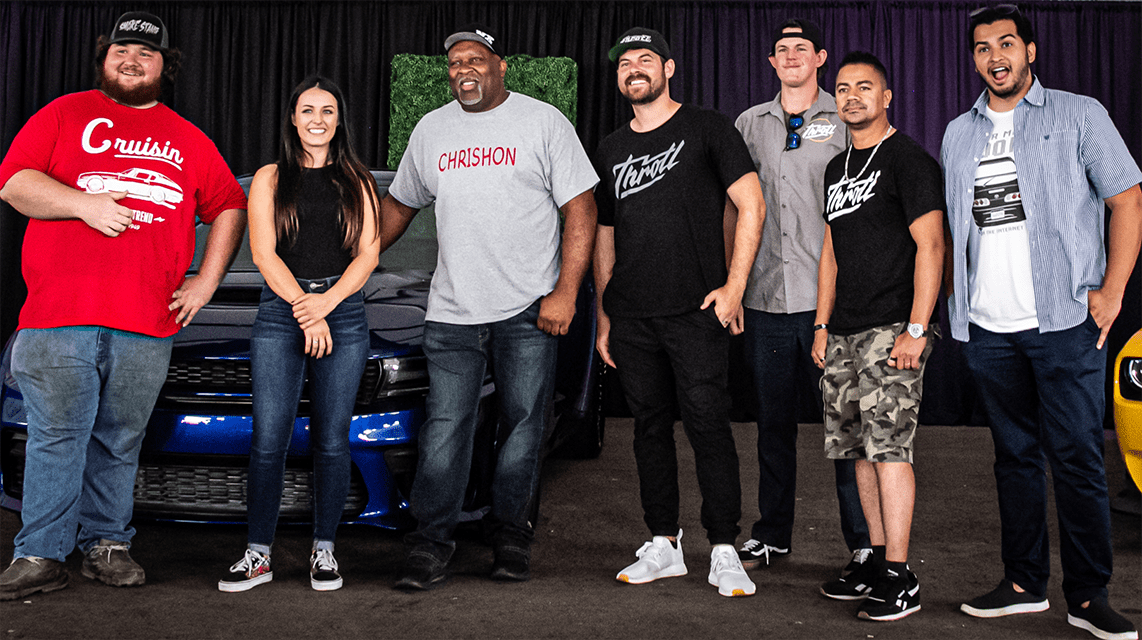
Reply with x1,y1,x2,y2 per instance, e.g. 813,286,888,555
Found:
0,11,246,600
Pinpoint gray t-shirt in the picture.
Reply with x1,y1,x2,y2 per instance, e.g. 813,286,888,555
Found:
389,92,599,324
735,89,848,314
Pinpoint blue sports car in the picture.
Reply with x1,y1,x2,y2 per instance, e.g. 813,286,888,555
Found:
0,171,605,529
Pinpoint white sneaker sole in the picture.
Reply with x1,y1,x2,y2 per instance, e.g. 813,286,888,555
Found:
859,603,922,621
708,572,756,597
821,586,872,601
1067,614,1139,640
616,564,687,584
961,599,1049,618
218,571,273,593
312,576,343,591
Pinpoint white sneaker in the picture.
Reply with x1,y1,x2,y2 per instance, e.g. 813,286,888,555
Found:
709,544,756,597
616,529,687,584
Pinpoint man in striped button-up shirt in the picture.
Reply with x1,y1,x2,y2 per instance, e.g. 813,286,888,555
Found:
941,6,1142,640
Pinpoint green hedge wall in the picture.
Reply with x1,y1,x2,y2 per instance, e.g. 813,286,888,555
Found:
387,54,579,169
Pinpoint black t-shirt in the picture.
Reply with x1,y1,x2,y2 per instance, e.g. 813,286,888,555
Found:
594,104,755,318
822,132,945,334
277,166,354,279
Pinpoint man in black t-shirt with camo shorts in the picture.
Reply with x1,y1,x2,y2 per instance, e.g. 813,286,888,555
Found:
811,52,945,622
592,27,765,598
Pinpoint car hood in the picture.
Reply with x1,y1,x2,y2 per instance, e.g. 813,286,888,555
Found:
172,268,432,360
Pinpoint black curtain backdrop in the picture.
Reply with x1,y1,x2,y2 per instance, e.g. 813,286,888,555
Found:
2,0,1140,424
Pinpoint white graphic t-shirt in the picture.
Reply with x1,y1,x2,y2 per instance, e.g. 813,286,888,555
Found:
967,106,1038,333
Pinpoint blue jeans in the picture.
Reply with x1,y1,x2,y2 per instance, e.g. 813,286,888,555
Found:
247,280,368,548
963,319,1111,606
744,309,868,551
10,327,172,561
608,309,742,546
406,300,557,562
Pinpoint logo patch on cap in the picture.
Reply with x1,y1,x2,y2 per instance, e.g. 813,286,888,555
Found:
118,18,161,36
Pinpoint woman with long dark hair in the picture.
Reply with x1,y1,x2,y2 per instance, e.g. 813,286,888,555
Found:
219,76,380,592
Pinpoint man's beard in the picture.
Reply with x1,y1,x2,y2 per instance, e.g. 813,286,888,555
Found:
99,66,163,107
622,75,665,106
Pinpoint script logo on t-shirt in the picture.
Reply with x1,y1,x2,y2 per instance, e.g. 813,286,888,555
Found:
802,118,838,143
611,140,685,199
81,117,185,170
825,170,881,221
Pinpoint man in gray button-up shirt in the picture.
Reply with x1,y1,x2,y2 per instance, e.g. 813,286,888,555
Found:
729,18,870,578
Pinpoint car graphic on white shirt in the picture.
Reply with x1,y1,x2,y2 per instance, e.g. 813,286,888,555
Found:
971,157,1024,228
76,168,184,209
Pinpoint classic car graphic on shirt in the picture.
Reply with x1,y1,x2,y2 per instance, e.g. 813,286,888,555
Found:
76,168,184,209
972,157,1024,228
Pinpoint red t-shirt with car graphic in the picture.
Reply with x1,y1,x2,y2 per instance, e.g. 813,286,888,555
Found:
0,90,247,337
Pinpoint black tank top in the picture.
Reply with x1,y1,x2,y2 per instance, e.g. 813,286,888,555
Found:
276,166,354,279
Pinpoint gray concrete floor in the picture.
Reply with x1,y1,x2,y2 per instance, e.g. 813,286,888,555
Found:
1,421,1139,639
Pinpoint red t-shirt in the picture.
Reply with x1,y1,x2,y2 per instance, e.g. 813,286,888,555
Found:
0,90,247,337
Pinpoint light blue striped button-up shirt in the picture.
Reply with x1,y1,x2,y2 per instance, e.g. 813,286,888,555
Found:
941,78,1142,341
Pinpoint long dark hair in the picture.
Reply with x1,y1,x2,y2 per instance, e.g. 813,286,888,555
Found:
274,75,380,252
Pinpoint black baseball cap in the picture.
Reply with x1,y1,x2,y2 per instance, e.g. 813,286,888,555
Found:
608,27,672,63
108,11,169,51
771,18,824,55
444,23,502,56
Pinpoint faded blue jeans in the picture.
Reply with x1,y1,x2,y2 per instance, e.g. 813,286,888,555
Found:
406,300,557,563
11,327,172,561
247,280,368,548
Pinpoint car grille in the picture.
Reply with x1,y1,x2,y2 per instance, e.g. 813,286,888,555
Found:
132,459,369,520
161,358,382,407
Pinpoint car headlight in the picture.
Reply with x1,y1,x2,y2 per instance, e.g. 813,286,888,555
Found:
1120,357,1142,401
377,356,429,399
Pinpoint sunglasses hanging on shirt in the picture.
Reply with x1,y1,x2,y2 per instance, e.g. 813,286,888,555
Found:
785,112,805,150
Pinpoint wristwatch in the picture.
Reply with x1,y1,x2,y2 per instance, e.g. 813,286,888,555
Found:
907,323,926,339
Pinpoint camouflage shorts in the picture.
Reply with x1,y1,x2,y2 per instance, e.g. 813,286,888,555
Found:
821,322,934,463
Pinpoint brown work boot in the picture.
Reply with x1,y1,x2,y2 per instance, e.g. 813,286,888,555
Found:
81,540,145,587
0,556,69,600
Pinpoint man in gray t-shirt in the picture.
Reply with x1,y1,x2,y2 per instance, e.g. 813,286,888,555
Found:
380,24,598,590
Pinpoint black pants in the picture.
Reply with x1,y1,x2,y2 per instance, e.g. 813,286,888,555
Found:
744,308,869,551
609,309,742,546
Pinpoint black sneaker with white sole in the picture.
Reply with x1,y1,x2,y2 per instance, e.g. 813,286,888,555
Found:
737,539,789,570
218,548,272,593
310,548,343,591
857,567,920,621
821,553,878,600
960,580,1049,618
1067,599,1138,640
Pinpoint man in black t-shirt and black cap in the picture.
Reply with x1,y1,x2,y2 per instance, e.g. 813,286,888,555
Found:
592,27,764,598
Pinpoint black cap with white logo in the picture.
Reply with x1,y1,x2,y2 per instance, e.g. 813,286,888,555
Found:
108,11,169,51
608,27,672,63
444,23,502,56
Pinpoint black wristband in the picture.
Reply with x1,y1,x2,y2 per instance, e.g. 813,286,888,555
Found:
813,324,828,332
